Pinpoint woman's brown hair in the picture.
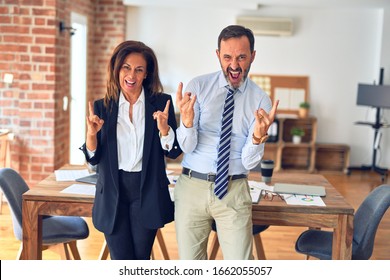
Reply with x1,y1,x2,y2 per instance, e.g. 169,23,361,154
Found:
104,40,163,107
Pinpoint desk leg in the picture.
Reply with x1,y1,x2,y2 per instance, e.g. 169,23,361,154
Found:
332,214,353,260
22,200,42,260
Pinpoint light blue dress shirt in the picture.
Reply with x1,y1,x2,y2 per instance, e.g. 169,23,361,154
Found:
177,71,272,175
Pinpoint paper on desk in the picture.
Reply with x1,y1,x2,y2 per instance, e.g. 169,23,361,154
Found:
168,187,175,202
250,187,262,203
55,169,89,181
60,184,96,196
282,194,326,206
248,181,274,203
167,175,179,185
248,181,274,192
167,175,179,202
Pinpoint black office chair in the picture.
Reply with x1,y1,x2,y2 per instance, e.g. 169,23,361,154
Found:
209,221,269,259
0,168,89,259
295,184,390,260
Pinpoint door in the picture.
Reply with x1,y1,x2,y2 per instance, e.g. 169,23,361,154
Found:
70,12,87,164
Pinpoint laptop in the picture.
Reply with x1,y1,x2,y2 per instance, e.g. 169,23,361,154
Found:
274,183,326,197
76,164,98,185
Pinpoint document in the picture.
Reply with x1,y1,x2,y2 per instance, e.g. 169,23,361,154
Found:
167,175,179,202
250,187,262,203
168,187,175,202
248,181,274,192
60,183,96,196
283,194,326,206
248,181,274,204
55,169,89,181
167,175,179,185
248,181,326,206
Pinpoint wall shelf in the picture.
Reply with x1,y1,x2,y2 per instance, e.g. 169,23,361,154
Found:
264,117,317,172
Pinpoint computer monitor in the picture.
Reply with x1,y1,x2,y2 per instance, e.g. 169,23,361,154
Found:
356,83,390,109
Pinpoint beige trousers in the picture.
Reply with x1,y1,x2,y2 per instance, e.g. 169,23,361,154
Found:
174,174,253,260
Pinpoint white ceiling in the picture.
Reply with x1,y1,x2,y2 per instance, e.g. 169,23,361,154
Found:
123,0,390,10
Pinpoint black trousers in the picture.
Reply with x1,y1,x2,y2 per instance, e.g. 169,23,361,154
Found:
104,170,157,260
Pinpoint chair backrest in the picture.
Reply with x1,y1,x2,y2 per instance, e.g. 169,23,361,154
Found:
352,184,390,259
0,168,30,240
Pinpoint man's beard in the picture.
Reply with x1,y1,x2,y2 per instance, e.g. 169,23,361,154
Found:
222,65,251,89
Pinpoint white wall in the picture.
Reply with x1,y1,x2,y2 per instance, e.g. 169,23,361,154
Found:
126,5,390,168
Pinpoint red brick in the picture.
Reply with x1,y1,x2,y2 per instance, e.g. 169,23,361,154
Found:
32,27,56,35
22,17,33,25
32,8,55,17
30,46,41,53
21,0,45,6
3,35,33,44
19,110,43,118
0,15,12,24
32,83,55,91
35,37,55,44
0,53,15,60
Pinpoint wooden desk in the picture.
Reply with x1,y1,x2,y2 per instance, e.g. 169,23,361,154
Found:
251,172,354,260
22,165,94,260
22,166,354,260
21,165,170,260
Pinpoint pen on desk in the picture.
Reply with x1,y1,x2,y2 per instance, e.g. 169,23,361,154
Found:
283,194,295,199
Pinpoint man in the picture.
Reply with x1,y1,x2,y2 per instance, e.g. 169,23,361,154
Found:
175,25,278,260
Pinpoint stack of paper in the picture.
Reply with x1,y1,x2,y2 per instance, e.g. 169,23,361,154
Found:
54,169,89,181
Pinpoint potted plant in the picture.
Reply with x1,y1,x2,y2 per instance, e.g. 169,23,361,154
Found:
290,127,305,144
299,101,310,118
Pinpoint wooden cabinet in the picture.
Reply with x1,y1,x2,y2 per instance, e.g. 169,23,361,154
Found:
315,143,350,173
263,117,317,172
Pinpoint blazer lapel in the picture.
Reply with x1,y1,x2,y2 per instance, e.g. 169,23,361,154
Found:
106,99,119,173
141,92,156,187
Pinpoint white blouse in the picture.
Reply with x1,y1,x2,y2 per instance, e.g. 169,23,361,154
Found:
117,90,145,171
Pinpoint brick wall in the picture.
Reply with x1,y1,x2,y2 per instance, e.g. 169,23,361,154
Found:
0,0,125,185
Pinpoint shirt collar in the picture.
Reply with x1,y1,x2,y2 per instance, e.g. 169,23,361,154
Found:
217,70,248,94
119,88,145,107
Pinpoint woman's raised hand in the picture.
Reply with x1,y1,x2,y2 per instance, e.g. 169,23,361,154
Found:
153,100,170,136
86,101,104,136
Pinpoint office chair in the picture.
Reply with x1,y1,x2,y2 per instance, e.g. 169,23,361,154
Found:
0,168,89,260
295,184,390,260
209,221,269,259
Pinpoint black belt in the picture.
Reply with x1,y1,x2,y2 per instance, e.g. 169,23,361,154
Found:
182,167,247,182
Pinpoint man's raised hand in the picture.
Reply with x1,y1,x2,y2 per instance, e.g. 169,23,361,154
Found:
175,82,196,128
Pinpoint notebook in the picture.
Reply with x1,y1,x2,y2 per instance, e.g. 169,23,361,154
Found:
274,183,326,197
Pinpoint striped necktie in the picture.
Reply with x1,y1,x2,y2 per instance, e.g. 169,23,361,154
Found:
214,87,235,199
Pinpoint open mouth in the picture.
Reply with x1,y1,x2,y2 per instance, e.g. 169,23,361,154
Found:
125,79,136,87
229,69,241,81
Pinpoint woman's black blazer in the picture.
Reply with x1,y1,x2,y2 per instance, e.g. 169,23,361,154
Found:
80,91,181,234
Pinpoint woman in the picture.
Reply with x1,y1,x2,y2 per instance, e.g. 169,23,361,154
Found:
80,40,181,259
